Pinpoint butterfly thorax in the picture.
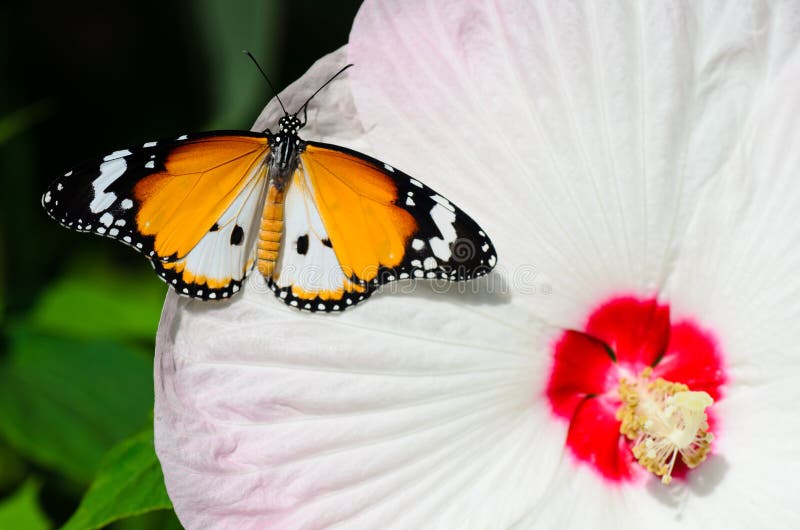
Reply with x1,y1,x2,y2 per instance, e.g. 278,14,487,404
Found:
266,115,306,191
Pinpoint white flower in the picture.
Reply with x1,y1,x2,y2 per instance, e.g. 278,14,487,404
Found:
155,1,800,528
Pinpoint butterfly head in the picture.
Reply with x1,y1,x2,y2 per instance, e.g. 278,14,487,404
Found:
279,115,303,135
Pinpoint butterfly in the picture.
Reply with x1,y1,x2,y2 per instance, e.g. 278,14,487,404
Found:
41,59,497,312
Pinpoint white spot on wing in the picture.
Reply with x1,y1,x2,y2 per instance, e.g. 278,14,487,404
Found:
411,239,424,251
103,149,132,161
429,204,457,261
176,134,189,140
90,158,126,213
121,199,133,209
431,194,455,212
384,163,395,172
43,191,51,203
409,178,423,188
405,196,416,206
145,160,155,169
143,141,158,147
99,212,114,227
423,257,437,270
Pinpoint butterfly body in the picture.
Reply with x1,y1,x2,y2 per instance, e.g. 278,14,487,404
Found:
43,104,496,312
257,115,305,278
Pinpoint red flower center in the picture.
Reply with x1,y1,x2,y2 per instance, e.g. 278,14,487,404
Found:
545,296,727,484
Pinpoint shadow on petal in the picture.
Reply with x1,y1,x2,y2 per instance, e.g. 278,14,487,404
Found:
375,270,512,308
645,454,729,509
688,455,730,497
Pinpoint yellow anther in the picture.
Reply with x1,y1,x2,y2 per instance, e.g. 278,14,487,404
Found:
616,370,714,484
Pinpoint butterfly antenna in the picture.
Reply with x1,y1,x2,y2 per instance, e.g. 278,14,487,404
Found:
242,50,288,116
293,64,354,117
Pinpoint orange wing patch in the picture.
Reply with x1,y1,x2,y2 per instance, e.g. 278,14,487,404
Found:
300,145,417,281
134,136,268,259
290,278,368,301
159,258,254,290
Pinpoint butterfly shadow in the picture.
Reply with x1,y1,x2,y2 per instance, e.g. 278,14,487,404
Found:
373,270,513,308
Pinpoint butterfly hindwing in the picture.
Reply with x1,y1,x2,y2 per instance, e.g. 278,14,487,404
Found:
267,170,375,311
151,162,268,300
43,132,270,299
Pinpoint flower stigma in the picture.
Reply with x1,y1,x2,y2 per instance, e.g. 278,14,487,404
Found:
617,367,714,484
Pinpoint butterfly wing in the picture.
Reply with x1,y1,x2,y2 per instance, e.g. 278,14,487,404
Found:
42,132,270,299
267,142,496,311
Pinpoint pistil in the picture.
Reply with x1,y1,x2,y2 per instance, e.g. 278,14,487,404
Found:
617,368,714,484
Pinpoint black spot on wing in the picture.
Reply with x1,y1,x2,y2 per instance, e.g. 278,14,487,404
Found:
209,222,219,232
321,238,332,248
296,234,309,255
230,225,244,245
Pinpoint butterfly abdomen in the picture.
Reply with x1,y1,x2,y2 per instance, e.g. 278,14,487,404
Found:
257,184,286,277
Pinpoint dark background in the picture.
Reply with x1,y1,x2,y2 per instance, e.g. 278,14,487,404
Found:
0,1,361,527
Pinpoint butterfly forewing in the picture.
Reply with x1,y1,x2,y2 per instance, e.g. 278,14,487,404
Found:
42,132,271,299
302,143,496,280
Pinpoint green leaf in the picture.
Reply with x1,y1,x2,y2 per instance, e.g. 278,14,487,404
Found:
0,330,153,483
61,431,172,530
109,509,182,530
0,439,27,490
27,266,165,342
0,479,52,530
0,99,54,145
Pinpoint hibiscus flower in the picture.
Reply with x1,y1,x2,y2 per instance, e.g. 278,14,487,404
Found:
154,1,800,528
